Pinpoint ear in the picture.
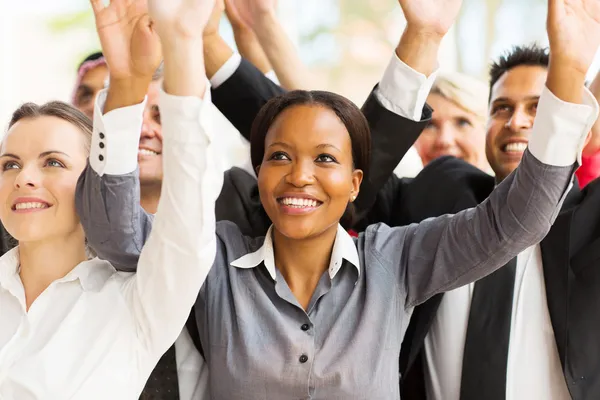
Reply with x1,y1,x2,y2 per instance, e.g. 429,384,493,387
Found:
255,164,261,176
350,169,363,202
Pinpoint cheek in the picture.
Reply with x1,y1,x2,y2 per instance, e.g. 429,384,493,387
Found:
316,169,354,199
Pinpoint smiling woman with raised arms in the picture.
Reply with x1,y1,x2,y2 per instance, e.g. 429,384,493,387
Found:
0,0,220,398
74,0,600,399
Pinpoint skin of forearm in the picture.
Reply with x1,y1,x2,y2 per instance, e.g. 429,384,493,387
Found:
394,26,442,78
232,27,273,74
252,11,312,90
203,33,235,80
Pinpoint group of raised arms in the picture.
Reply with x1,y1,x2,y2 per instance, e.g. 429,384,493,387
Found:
2,0,600,399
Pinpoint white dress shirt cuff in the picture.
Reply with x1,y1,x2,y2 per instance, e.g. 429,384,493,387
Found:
528,86,599,166
265,70,280,85
375,52,438,121
210,53,242,89
90,89,146,176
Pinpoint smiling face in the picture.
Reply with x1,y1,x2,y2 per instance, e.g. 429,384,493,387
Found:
138,79,163,187
416,93,487,170
485,65,547,181
0,116,88,243
257,104,363,240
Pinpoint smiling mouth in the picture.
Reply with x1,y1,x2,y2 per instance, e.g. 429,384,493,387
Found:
502,142,528,153
12,202,51,212
138,149,160,156
277,197,323,209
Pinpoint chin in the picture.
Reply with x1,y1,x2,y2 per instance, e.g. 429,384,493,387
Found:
273,217,337,241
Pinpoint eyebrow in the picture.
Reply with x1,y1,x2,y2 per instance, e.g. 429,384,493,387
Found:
492,95,540,105
267,142,342,152
0,151,71,160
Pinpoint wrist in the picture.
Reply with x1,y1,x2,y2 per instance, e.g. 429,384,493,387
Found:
395,27,442,77
547,62,586,104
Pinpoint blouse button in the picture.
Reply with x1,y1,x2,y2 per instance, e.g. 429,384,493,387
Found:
299,354,308,363
301,324,309,331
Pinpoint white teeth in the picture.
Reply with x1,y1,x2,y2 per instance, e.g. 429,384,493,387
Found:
138,149,158,156
15,202,48,210
280,197,319,208
504,142,528,152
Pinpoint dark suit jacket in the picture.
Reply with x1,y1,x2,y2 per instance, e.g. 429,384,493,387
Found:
359,156,600,400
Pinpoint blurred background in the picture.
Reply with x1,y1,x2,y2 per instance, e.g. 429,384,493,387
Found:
1,0,599,130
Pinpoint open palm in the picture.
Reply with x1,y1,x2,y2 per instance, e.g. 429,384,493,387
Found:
91,0,161,80
148,0,216,40
548,0,600,74
398,0,463,37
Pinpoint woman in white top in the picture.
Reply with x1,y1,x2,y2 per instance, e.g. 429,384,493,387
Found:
0,0,218,398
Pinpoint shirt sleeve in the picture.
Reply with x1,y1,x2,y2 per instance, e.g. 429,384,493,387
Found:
528,85,599,167
368,85,598,308
123,86,223,356
210,53,242,89
90,89,146,176
374,52,438,121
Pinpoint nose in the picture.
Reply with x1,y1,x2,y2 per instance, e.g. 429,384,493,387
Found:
140,111,161,140
14,165,41,190
506,107,533,132
285,159,315,187
433,123,456,150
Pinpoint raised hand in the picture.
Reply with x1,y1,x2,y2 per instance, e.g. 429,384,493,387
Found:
147,0,216,41
398,0,463,38
227,0,278,30
547,0,600,75
204,0,225,38
91,0,161,82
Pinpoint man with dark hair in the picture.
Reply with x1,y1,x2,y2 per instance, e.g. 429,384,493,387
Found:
72,51,108,119
393,43,600,400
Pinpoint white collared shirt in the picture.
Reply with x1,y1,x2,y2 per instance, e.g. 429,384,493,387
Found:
231,224,360,279
0,87,219,399
423,86,600,400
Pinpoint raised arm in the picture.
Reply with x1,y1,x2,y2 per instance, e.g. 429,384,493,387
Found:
126,0,222,354
76,0,162,271
373,0,600,308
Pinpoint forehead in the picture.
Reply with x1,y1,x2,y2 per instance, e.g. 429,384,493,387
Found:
266,104,351,149
2,116,86,156
427,93,475,119
490,65,547,103
80,64,108,87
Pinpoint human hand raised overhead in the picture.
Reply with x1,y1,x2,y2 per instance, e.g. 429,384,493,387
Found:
226,0,277,31
204,0,225,39
91,0,162,82
147,0,216,42
547,0,600,76
147,0,215,97
398,0,463,38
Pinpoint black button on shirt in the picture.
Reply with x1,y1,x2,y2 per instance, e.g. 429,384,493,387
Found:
301,324,309,331
299,355,308,364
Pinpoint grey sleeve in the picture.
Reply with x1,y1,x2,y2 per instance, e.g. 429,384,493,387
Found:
75,163,153,272
369,150,575,308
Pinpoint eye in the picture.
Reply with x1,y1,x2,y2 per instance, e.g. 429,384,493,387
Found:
268,151,290,161
315,154,337,163
492,104,512,115
456,118,473,128
151,105,161,124
2,161,20,171
45,159,65,168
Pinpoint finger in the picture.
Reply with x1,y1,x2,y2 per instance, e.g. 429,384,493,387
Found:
90,0,106,14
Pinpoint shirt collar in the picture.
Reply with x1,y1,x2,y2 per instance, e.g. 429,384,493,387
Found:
0,247,115,293
230,224,360,280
